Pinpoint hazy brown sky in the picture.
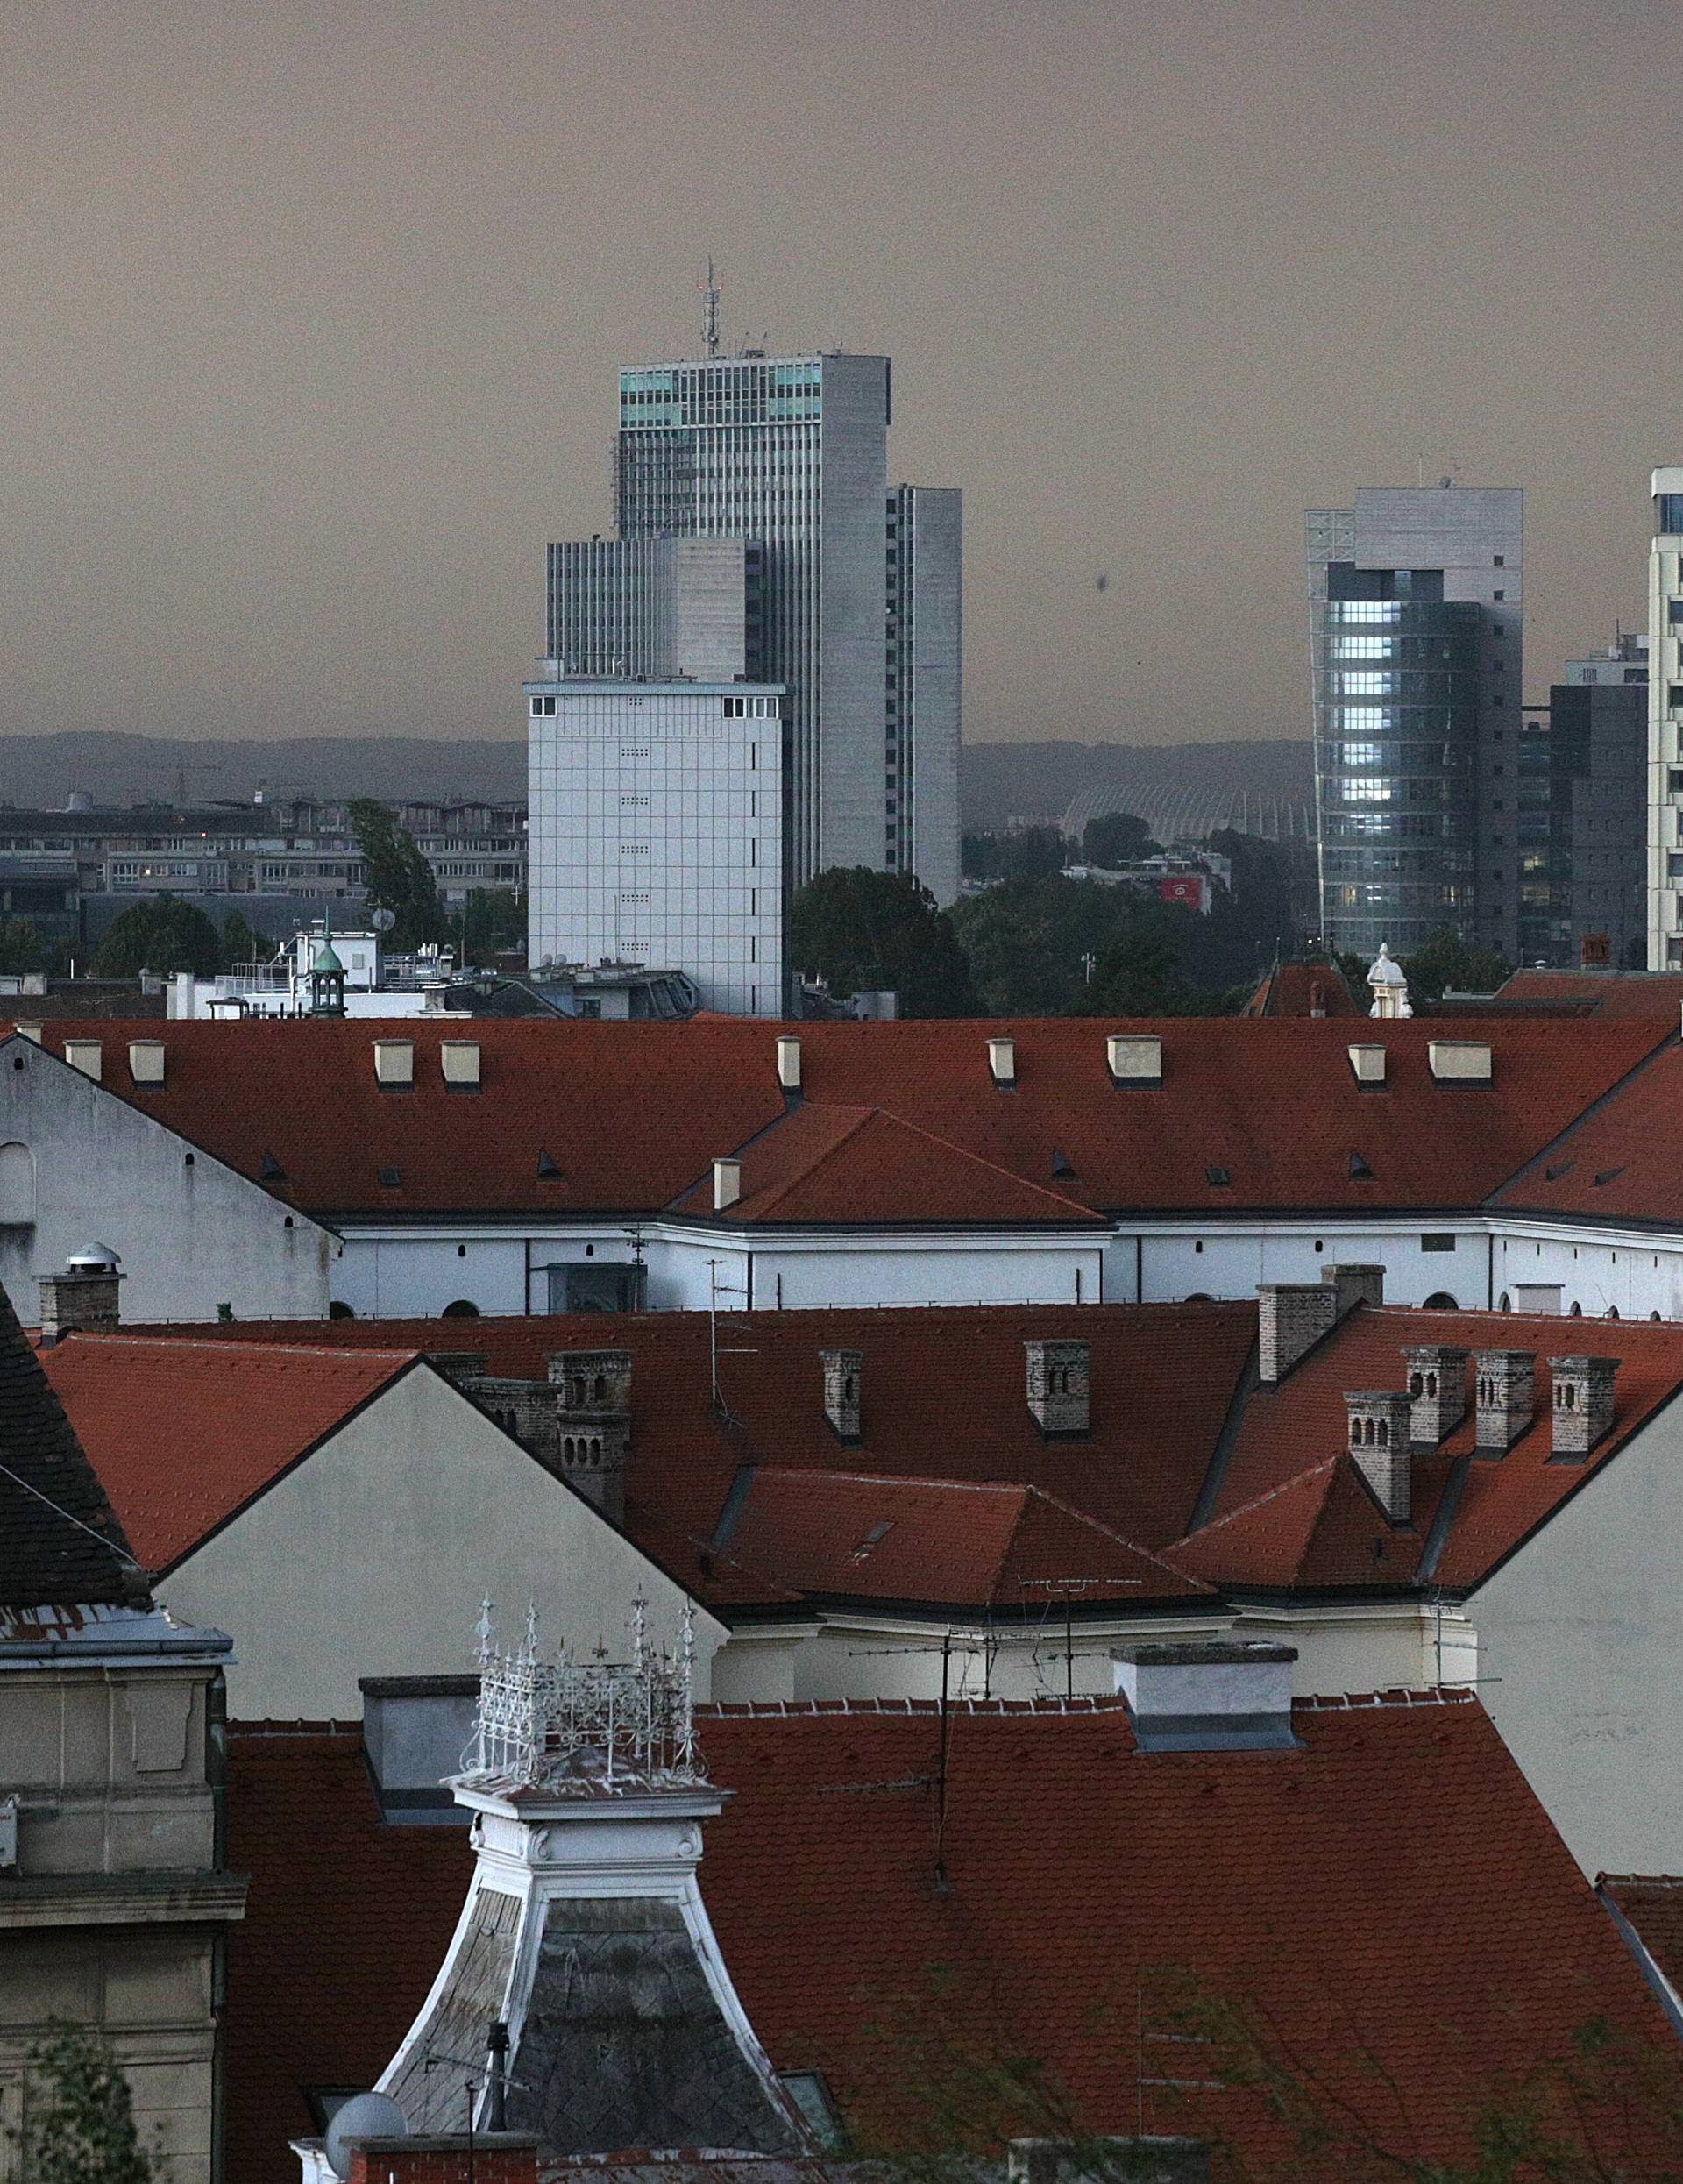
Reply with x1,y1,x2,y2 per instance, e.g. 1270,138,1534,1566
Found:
3,0,1678,753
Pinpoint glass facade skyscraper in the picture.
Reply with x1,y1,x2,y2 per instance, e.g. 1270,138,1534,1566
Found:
1308,487,1523,959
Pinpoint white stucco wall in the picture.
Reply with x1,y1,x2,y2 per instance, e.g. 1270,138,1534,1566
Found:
1471,1396,1683,1877
0,1034,332,1323
156,1366,723,1718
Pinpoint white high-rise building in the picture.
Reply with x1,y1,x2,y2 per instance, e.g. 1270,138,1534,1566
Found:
604,348,962,901
526,672,785,1018
1646,469,1683,967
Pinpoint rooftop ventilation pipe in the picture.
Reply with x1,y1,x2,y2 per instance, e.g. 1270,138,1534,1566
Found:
38,1245,123,1348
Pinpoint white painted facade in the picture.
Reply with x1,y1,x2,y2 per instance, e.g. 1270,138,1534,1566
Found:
527,677,786,1019
1470,1389,1683,1876
153,1364,726,1719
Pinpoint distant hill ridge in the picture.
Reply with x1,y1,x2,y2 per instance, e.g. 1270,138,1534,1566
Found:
0,729,1314,834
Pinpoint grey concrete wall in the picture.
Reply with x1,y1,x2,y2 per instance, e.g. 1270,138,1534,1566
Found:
0,1033,332,1323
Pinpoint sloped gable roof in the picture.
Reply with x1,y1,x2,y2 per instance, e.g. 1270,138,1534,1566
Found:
5,1014,1666,1218
40,1335,420,1571
0,1283,140,1608
668,1102,1104,1227
718,1469,1211,1607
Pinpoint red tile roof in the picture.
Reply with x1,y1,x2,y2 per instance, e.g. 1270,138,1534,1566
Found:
39,1335,417,1571
224,1698,1680,2184
1239,960,1361,1017
1171,1304,1683,1593
668,1103,1103,1227
9,1014,1666,1217
133,1304,1257,1590
1491,1036,1683,1223
1602,1875,1683,1998
718,1470,1211,1608
1498,969,1683,1016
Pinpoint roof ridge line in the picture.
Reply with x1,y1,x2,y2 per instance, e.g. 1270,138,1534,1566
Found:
1174,1454,1339,1543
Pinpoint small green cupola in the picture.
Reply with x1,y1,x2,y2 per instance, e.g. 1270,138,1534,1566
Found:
309,916,346,1017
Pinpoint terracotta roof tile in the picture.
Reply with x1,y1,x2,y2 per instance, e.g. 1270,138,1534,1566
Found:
9,1014,1665,1217
40,1335,418,1571
224,1700,1679,2184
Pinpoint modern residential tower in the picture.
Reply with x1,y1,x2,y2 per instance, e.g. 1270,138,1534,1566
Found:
1308,485,1523,957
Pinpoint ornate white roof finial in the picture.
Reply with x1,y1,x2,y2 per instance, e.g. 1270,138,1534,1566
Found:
1367,942,1413,1020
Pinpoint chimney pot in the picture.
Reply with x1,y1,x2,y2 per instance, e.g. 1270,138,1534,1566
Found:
776,1035,801,1091
373,1039,415,1089
62,1038,102,1082
1474,1348,1536,1453
713,1156,742,1211
440,1040,481,1089
1347,1042,1387,1085
1547,1355,1620,1460
820,1348,863,1441
1107,1034,1163,1085
1025,1338,1090,1435
988,1035,1017,1087
1343,1391,1414,1522
1402,1344,1469,1448
127,1040,165,1088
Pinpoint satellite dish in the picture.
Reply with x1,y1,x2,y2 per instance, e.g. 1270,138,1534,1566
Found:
324,2093,408,2179
370,908,398,935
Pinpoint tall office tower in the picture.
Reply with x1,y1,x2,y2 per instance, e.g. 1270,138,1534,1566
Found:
887,485,962,909
1646,471,1683,966
548,537,763,682
1308,486,1522,958
527,671,785,1017
608,349,962,901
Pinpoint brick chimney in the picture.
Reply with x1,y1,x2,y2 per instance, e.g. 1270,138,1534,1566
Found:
1547,1355,1620,1460
345,2139,538,2184
37,1246,123,1348
1403,1344,1468,1448
820,1348,863,1441
1257,1284,1338,1384
1474,1349,1536,1453
1344,1391,1413,1524
1026,1339,1089,1435
546,1350,632,1519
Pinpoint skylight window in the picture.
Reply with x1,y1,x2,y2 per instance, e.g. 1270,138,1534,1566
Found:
1205,1165,1232,1188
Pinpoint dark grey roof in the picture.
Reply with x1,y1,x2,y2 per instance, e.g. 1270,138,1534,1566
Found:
0,1283,146,1610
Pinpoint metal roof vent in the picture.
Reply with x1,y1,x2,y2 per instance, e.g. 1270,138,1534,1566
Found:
66,1242,120,1273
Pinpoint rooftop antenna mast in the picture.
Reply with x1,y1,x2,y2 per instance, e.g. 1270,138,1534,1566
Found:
701,258,721,359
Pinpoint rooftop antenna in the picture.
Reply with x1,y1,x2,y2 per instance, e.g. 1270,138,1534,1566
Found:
701,257,721,359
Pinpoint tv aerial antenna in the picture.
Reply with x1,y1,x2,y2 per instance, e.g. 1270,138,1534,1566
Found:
700,257,721,359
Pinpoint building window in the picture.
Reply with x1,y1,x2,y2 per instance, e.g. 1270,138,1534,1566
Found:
529,694,556,717
1493,590,1505,601
1494,554,1504,566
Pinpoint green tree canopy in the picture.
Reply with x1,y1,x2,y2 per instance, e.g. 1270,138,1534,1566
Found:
217,911,273,971
790,868,976,1017
21,2023,153,2183
459,888,526,965
92,897,223,978
0,918,48,975
1402,926,1513,1003
1081,811,1160,867
348,800,448,950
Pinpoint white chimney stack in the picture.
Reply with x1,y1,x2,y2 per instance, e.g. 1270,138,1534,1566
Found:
776,1036,801,1092
713,1157,742,1211
988,1036,1017,1088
